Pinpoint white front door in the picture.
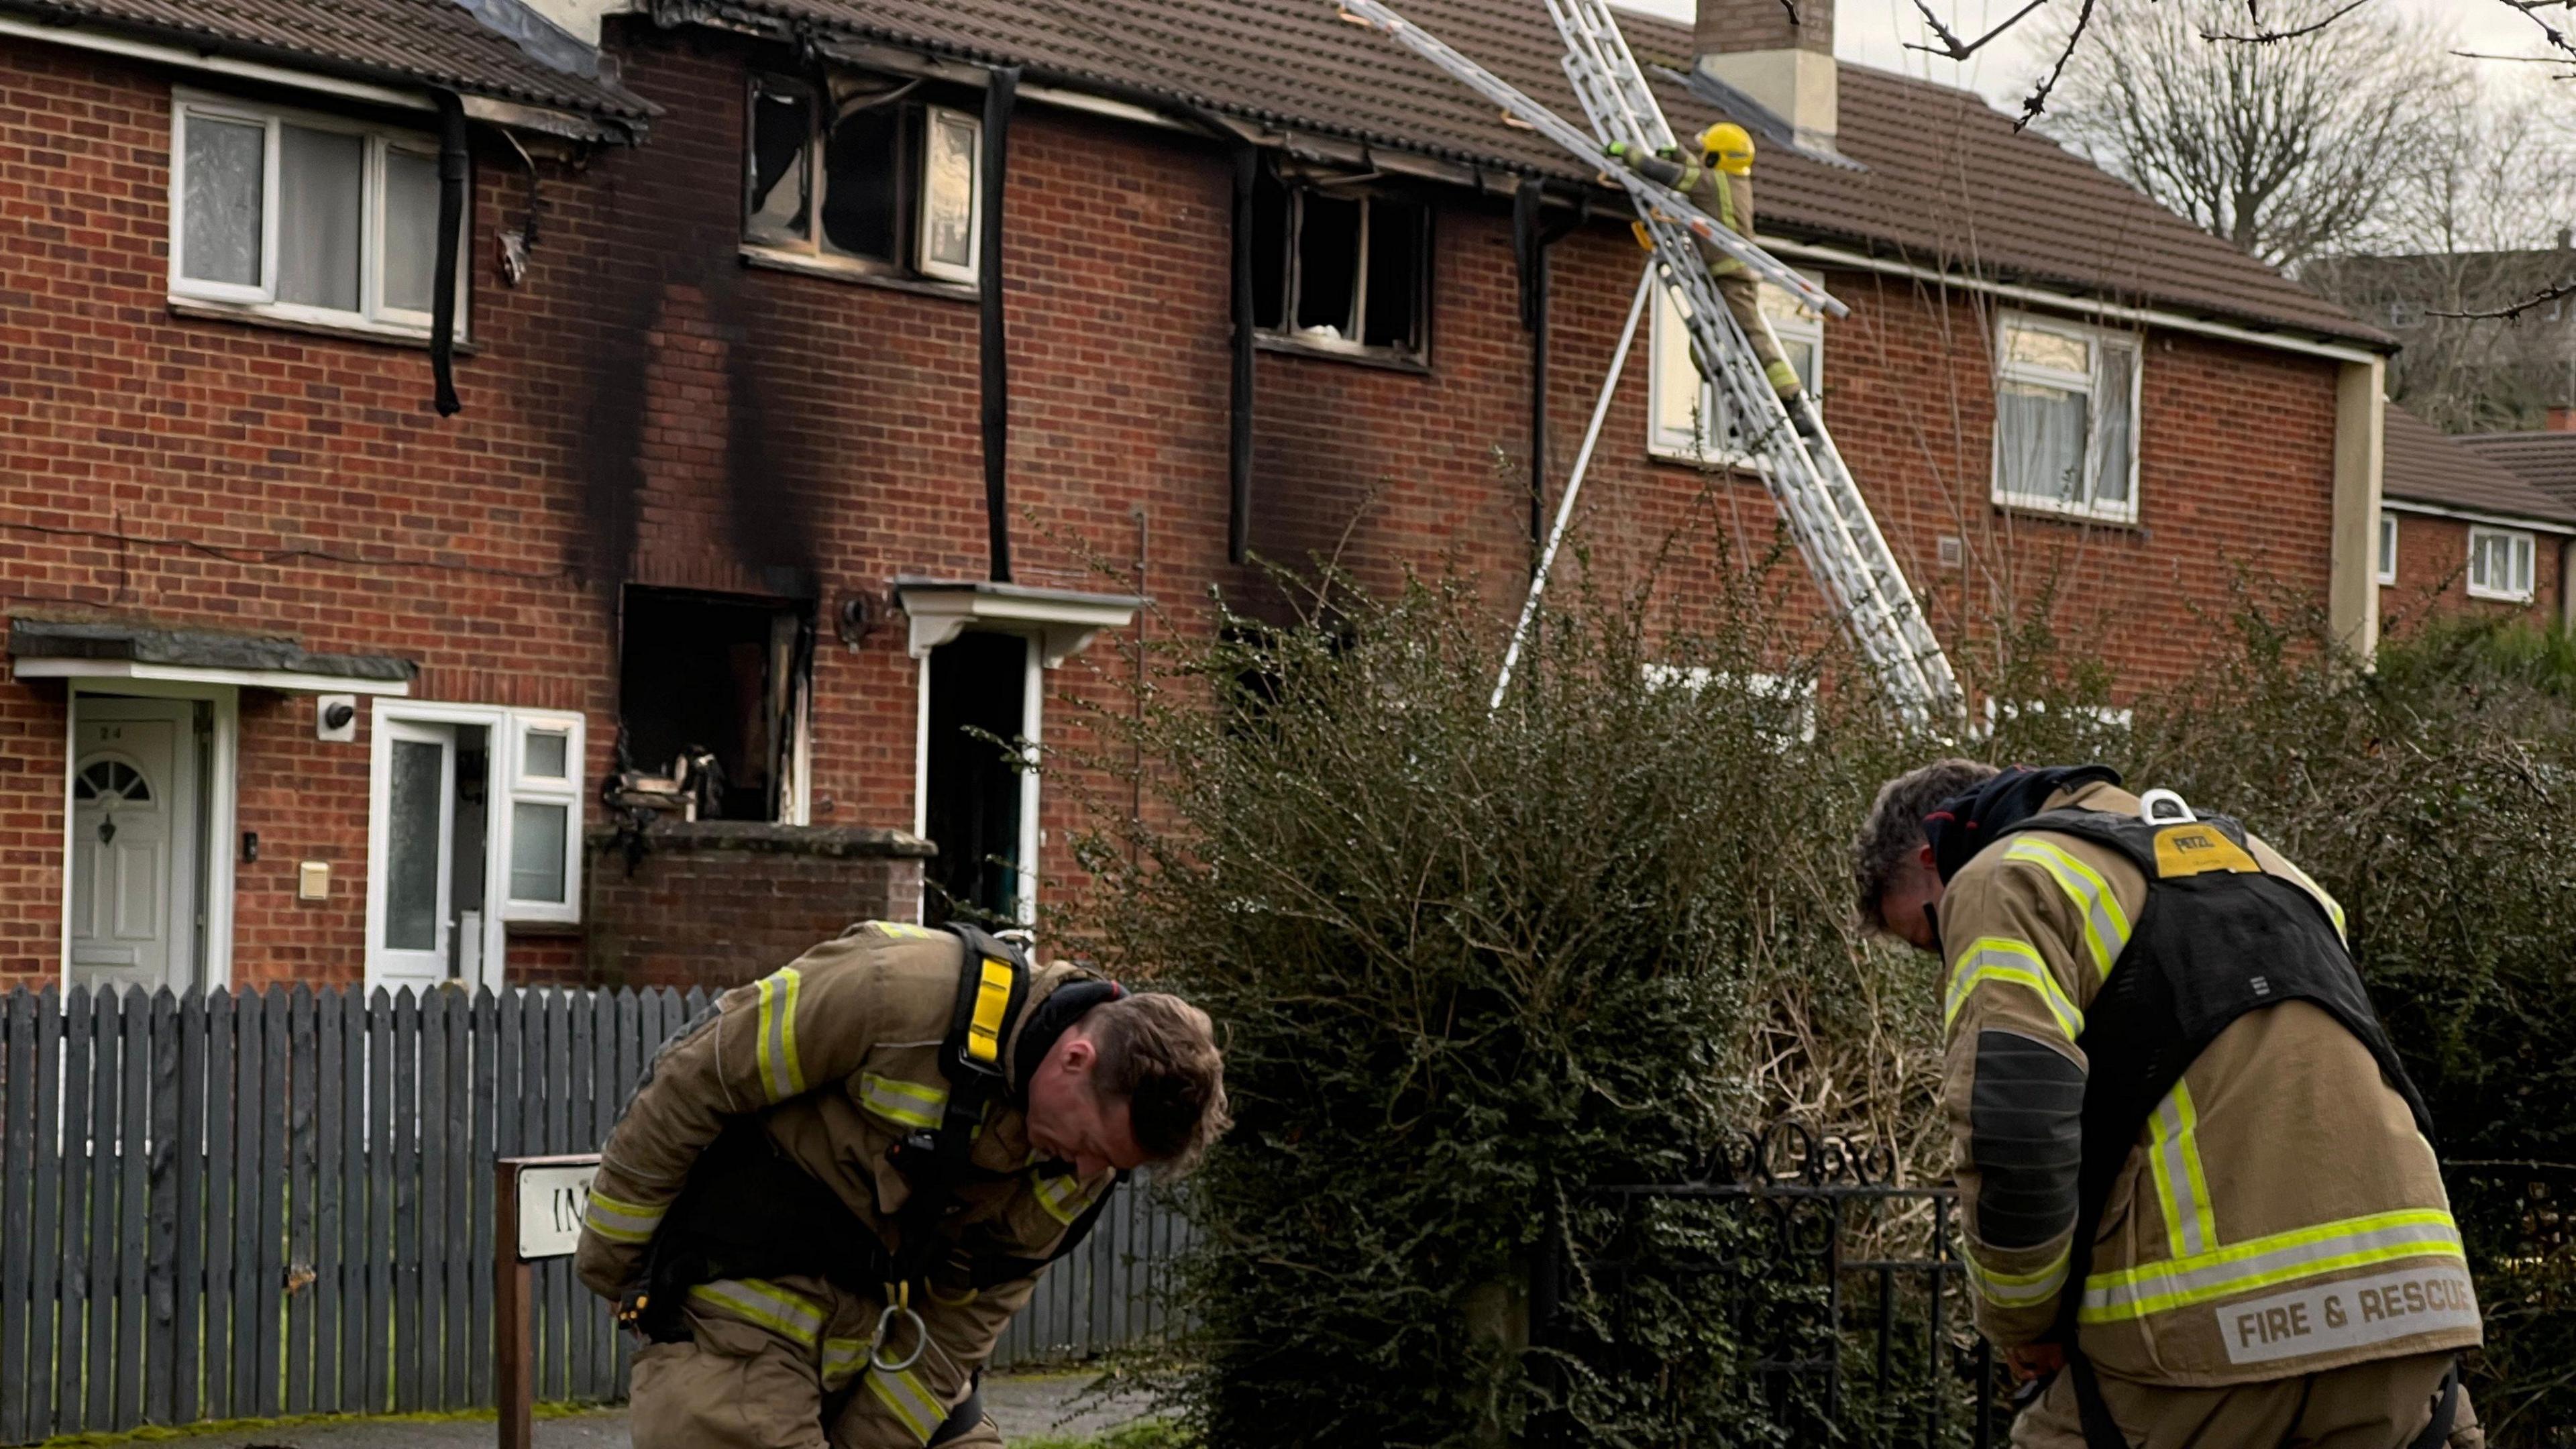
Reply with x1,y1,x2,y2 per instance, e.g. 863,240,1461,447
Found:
69,696,201,992
374,719,457,986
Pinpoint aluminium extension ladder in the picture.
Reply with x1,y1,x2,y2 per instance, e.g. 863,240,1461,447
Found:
1338,0,1963,728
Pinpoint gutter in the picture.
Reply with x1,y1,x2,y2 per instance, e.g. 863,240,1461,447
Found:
2381,496,2576,537
0,11,649,143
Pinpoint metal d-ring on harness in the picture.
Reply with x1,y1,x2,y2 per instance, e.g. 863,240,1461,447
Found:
871,924,1031,1375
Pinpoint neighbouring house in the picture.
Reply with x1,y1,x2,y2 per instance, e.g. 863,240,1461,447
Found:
0,0,2393,994
2306,240,2576,435
2377,407,2576,628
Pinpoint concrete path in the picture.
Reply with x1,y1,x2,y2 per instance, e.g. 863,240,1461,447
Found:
87,1372,1155,1447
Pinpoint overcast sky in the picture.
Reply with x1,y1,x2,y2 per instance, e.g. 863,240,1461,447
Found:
1610,0,2560,116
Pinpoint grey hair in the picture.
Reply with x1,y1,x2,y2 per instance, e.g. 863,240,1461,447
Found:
1853,758,2000,932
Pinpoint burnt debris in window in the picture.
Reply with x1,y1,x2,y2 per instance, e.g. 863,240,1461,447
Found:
923,630,1029,926
745,68,967,280
746,76,813,249
618,587,810,822
1249,168,1431,362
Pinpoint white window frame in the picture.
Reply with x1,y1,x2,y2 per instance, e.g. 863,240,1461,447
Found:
740,76,985,286
1642,665,1817,743
168,89,466,339
915,105,983,284
1978,697,2135,740
500,710,586,924
2466,525,2538,602
2378,511,2399,586
1648,272,1825,466
1990,311,2143,525
366,700,586,989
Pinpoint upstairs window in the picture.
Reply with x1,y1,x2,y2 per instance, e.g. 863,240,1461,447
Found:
2378,511,2398,585
746,73,983,284
170,91,461,336
1648,274,1823,465
1992,313,2141,524
1250,169,1431,364
2467,526,2536,602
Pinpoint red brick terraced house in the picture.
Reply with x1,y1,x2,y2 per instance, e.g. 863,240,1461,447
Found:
2377,408,2576,629
0,0,2396,993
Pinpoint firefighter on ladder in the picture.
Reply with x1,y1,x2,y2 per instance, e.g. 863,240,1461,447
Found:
1855,761,2483,1449
576,921,1229,1448
1609,121,1817,438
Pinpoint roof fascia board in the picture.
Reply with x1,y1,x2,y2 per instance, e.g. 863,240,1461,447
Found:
0,13,627,140
2381,497,2576,534
13,657,415,694
1768,237,2385,364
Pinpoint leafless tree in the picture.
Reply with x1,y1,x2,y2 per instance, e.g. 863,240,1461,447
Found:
2023,0,2460,271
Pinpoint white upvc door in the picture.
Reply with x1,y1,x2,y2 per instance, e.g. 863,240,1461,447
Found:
68,696,201,993
371,719,457,987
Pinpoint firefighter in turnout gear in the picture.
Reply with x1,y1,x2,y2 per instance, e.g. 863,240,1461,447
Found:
1856,763,2483,1449
576,921,1228,1449
1609,121,1805,406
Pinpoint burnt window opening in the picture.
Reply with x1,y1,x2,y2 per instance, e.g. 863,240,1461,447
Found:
618,587,813,823
1250,168,1430,362
745,71,983,284
922,630,1033,928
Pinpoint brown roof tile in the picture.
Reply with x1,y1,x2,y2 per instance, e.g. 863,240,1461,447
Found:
0,0,653,126
2458,431,2576,516
696,0,2380,343
2385,409,2576,529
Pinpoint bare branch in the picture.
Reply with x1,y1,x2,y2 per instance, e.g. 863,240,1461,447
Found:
2494,0,2576,60
2015,0,2098,130
2200,0,2375,43
1902,0,2050,62
2429,274,2576,321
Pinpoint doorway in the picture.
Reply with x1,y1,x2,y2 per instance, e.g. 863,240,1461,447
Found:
919,631,1037,927
68,694,207,992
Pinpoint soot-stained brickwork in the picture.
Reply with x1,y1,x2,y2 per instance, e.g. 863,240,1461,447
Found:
0,17,2351,988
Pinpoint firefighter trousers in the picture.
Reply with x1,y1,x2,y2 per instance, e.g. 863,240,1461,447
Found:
2011,1350,2482,1449
628,1291,998,1449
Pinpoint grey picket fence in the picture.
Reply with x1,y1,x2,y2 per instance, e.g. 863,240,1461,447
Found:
0,984,1184,1444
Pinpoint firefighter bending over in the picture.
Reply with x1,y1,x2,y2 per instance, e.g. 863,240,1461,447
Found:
576,921,1229,1448
1856,762,2481,1449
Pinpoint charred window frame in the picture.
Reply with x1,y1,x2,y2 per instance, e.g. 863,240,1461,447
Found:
1250,166,1432,365
616,587,816,825
744,70,983,286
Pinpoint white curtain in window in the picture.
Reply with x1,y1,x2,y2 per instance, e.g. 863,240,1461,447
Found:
277,124,364,311
920,109,980,277
182,115,264,286
1998,380,2089,503
380,148,441,314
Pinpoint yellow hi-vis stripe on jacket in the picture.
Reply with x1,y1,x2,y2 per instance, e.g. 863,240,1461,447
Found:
1031,1167,1106,1226
1964,1243,2070,1309
2148,1080,2218,1258
580,1187,665,1244
2078,1208,2466,1324
754,968,806,1102
859,1072,949,1130
1945,937,2085,1039
2003,837,2133,979
686,1277,825,1348
865,1362,951,1445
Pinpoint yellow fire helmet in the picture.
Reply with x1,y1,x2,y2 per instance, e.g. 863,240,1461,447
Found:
1699,122,1755,175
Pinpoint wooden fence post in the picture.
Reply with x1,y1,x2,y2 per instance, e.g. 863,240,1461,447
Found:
496,1153,600,1449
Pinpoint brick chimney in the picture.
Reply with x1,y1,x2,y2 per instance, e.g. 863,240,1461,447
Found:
1695,0,1837,149
2546,405,2576,433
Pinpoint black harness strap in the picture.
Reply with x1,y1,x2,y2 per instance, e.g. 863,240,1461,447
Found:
890,924,1032,1294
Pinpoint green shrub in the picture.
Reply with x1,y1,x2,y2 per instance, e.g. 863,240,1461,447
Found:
1059,570,2576,1446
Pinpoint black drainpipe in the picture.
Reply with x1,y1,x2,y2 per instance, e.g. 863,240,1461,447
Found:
1229,142,1256,564
980,66,1022,583
431,90,469,417
1512,178,1582,568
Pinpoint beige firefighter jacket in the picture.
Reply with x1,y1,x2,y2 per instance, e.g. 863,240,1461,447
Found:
1679,162,1800,398
1939,780,2479,1387
574,921,1117,1446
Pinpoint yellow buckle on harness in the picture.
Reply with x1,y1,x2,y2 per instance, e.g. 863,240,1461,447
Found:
965,957,1014,1067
